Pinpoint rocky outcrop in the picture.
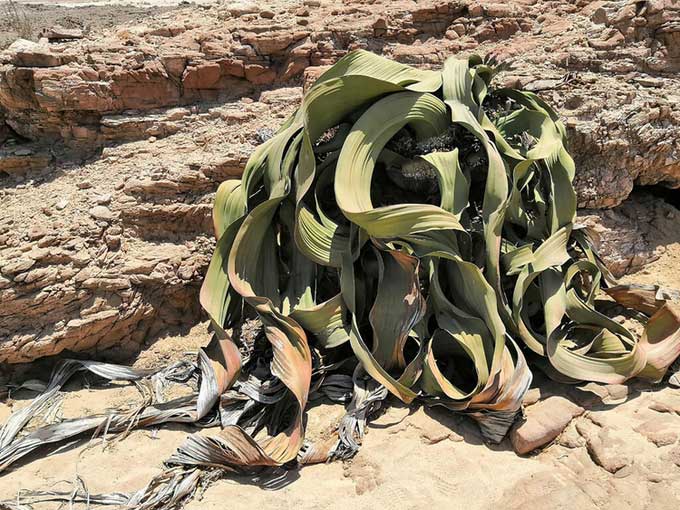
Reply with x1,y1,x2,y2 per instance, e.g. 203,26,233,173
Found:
577,191,679,277
0,142,53,177
0,86,300,364
1,0,679,364
0,151,210,363
1,0,678,205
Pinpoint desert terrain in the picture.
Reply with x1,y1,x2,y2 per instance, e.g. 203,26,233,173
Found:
1,0,679,508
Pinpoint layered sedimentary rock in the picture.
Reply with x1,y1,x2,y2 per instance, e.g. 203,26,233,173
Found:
0,87,300,363
1,0,678,363
1,0,678,203
577,192,679,277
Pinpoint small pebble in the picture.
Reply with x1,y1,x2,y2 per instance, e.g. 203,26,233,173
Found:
89,205,114,221
94,194,112,205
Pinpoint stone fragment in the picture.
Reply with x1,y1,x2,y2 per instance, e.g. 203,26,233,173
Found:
374,17,388,30
244,64,276,84
635,416,680,447
604,384,629,402
1,257,35,276
510,397,585,454
591,7,608,24
576,419,644,473
469,3,483,17
94,194,112,205
41,26,84,41
182,62,222,89
590,30,625,50
522,387,542,406
6,39,62,67
28,226,47,240
89,206,115,221
227,1,259,17
556,422,586,449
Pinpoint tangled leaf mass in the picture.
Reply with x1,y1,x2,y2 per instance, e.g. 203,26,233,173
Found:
2,51,680,506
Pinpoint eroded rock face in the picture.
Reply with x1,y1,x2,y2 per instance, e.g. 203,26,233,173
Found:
577,191,679,277
0,0,678,364
0,0,677,204
0,87,301,364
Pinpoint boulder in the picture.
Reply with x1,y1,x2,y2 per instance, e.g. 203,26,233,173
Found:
89,206,115,221
6,39,62,67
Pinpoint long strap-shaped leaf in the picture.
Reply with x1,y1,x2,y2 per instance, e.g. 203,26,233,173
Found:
442,57,512,324
335,91,463,238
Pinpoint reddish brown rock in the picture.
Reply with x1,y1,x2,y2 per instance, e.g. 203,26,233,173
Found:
0,84,300,365
244,64,277,84
6,39,63,67
589,29,625,50
182,62,222,89
510,396,585,454
635,416,680,447
0,0,676,209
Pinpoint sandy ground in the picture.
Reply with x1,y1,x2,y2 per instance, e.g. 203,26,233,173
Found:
1,238,680,509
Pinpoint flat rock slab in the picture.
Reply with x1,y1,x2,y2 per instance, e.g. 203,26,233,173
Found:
575,418,649,474
6,39,63,67
511,396,585,454
88,205,115,221
635,415,680,447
